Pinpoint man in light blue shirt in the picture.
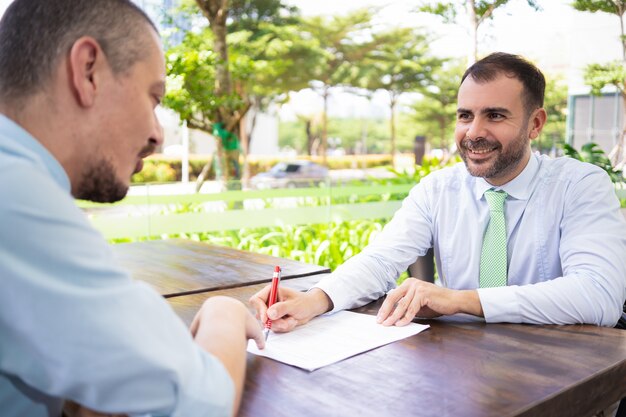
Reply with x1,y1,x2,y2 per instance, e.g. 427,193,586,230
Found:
0,1,264,416
251,52,626,329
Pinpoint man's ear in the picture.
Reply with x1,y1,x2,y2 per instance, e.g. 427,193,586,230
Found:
68,37,104,108
528,108,547,140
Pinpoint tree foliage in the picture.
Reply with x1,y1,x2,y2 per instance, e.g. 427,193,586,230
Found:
572,0,626,166
584,62,626,94
300,8,379,161
538,74,568,153
164,0,316,183
563,142,624,182
572,0,626,59
418,0,540,63
356,27,442,164
410,60,464,151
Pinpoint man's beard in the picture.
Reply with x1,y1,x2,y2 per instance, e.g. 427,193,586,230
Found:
459,130,529,181
75,158,128,203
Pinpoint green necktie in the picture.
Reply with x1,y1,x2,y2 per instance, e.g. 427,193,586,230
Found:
479,190,508,288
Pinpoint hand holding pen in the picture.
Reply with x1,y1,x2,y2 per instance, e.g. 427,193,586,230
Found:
263,265,281,341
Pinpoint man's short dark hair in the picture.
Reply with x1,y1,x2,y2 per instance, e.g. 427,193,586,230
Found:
461,52,546,114
0,0,157,104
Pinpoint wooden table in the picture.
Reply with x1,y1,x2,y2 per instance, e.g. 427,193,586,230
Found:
168,277,626,417
113,239,330,297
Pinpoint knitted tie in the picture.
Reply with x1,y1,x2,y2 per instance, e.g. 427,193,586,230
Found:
479,190,508,288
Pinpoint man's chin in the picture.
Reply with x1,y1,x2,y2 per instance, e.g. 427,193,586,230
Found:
74,182,129,204
462,155,493,178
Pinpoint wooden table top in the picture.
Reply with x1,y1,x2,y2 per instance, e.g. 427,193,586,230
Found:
168,277,626,417
112,239,330,297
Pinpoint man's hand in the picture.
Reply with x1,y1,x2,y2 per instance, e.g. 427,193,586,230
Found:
190,296,265,417
376,278,483,326
249,286,333,333
190,296,265,350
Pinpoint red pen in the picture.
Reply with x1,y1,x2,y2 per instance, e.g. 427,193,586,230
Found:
264,265,281,341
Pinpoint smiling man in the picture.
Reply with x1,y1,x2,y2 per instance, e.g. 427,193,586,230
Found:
250,52,626,331
0,1,264,417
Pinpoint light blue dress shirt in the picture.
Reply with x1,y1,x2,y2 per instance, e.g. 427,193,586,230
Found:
316,153,626,326
0,114,234,417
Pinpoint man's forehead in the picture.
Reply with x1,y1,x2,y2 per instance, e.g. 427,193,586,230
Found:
137,29,166,84
457,74,523,106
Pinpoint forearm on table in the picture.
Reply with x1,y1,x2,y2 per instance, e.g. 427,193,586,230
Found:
314,255,400,312
453,289,484,317
306,288,334,316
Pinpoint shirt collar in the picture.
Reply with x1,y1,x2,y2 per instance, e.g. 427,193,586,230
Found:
0,113,71,193
472,152,539,201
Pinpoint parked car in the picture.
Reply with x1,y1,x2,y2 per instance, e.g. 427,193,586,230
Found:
250,161,329,189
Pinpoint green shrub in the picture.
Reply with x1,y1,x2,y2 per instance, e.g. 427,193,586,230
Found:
131,154,396,184
562,142,624,183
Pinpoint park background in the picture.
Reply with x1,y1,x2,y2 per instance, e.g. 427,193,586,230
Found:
1,0,624,272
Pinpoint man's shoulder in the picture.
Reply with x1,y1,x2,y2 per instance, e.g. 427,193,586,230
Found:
537,154,608,182
419,161,472,189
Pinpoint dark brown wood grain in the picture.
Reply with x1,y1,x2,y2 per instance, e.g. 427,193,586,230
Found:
112,239,330,297
168,277,626,417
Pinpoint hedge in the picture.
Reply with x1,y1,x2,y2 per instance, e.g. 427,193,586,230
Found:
131,154,394,184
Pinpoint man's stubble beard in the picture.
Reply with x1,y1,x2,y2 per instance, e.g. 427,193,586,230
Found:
75,157,128,203
459,123,530,181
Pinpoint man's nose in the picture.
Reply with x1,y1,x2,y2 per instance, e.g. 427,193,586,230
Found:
151,117,164,147
465,118,486,141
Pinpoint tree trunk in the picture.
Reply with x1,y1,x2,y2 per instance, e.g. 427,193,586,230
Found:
239,113,250,188
321,86,329,164
196,0,231,98
196,0,240,184
618,8,626,63
466,0,478,65
440,119,447,151
305,119,314,155
616,93,626,167
389,91,397,168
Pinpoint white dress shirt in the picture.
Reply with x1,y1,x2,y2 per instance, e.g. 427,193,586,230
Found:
315,153,626,326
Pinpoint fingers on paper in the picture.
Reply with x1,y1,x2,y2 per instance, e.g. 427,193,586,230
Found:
267,299,305,332
246,311,266,350
379,278,421,327
249,284,272,322
265,315,298,333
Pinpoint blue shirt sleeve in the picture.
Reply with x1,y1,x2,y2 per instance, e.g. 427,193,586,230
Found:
0,157,234,416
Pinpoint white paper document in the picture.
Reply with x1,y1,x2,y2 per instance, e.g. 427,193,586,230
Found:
247,311,429,371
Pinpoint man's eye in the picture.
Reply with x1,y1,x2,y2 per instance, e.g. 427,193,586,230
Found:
489,113,504,120
457,113,471,121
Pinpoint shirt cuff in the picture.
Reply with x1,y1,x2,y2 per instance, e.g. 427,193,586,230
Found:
477,286,522,323
312,275,351,313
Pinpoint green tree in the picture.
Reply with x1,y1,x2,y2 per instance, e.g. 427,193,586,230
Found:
165,0,318,186
563,142,624,183
537,74,568,154
572,1,626,60
572,0,626,166
357,28,441,166
410,60,464,151
419,0,540,64
301,9,377,163
228,0,300,34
